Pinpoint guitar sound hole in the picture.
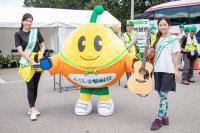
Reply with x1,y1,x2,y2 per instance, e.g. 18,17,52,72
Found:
144,71,149,80
135,70,149,83
139,68,146,75
139,68,150,80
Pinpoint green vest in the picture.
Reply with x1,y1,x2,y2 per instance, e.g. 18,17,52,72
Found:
185,38,196,51
123,31,136,56
151,33,156,46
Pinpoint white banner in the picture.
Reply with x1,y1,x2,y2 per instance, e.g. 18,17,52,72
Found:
69,73,116,87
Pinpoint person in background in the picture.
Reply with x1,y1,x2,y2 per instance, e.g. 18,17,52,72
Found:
177,24,185,70
150,16,180,130
149,25,157,46
178,24,185,39
122,21,139,57
14,13,45,121
180,27,190,84
181,25,198,85
122,21,139,88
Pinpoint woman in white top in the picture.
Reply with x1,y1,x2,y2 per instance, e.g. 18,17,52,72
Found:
150,16,181,130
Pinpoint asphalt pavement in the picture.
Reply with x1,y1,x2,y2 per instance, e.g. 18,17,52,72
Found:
0,68,200,133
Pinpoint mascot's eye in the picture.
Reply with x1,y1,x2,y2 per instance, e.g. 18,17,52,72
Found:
94,36,102,51
78,36,86,52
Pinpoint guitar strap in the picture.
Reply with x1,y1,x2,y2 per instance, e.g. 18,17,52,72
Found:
126,32,142,60
154,36,177,65
126,32,139,52
19,28,38,67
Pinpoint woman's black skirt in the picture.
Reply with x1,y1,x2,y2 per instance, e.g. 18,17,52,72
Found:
154,72,176,92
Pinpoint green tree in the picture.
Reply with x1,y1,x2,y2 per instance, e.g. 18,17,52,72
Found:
84,0,163,21
84,0,130,24
24,0,86,9
23,0,164,23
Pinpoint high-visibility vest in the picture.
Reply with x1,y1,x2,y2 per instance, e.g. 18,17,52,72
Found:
185,38,197,51
123,31,137,56
151,33,156,46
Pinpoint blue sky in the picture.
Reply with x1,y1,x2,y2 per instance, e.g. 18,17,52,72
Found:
0,0,24,7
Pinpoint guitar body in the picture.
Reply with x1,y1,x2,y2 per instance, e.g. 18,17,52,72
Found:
128,61,153,97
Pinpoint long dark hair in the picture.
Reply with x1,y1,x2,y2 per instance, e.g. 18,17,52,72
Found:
153,16,171,48
19,13,33,31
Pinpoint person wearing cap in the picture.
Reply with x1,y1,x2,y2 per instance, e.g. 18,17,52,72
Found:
180,27,190,47
178,24,185,69
181,27,190,85
178,24,185,39
122,21,139,87
122,21,139,56
177,24,185,71
149,25,157,46
181,26,198,85
179,27,190,71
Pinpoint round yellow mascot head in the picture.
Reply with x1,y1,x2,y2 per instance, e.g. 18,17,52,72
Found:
60,6,125,68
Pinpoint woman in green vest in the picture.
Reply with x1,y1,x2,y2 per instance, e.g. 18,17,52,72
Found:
178,24,185,39
181,25,198,85
122,21,139,57
149,25,157,46
122,21,139,87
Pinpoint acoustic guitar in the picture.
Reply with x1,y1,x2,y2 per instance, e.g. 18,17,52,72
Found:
127,31,153,97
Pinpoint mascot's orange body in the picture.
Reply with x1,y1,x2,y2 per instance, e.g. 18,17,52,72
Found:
48,23,134,89
49,53,133,88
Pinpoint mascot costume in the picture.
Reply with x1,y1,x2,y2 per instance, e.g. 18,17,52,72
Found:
40,6,137,116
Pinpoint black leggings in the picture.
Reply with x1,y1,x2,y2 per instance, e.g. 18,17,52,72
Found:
26,72,41,108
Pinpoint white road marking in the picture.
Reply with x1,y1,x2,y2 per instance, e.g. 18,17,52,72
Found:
0,77,52,84
0,78,7,83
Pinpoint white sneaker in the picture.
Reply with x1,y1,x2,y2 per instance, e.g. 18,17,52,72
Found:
75,100,92,116
34,109,41,116
28,108,40,116
97,99,114,116
30,112,37,121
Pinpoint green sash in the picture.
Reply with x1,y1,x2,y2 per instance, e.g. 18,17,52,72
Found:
19,28,38,67
18,29,38,82
154,36,177,65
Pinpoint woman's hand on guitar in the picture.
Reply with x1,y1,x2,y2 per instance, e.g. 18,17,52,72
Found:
144,42,149,48
148,48,155,60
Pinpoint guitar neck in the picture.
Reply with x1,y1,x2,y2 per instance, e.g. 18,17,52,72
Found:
141,30,151,69
141,46,148,69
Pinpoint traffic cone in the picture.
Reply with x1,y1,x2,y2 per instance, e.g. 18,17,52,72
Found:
197,58,200,69
194,59,199,70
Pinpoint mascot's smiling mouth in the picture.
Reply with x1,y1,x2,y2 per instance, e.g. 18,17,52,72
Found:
80,55,100,61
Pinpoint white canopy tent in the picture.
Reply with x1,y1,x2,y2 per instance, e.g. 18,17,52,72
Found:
0,7,120,56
